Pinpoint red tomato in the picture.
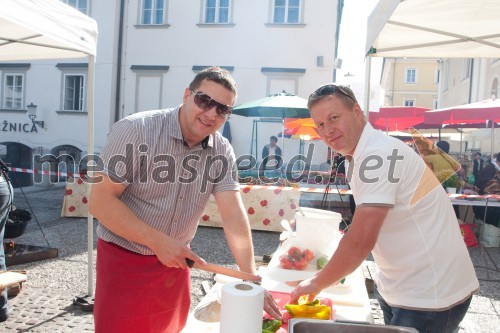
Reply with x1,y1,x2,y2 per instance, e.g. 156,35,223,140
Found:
293,258,308,270
279,255,294,269
288,247,303,261
303,249,314,262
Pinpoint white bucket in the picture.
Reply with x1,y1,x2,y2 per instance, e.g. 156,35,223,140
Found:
294,207,343,256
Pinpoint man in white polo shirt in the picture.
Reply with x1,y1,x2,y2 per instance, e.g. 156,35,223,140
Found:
290,84,478,333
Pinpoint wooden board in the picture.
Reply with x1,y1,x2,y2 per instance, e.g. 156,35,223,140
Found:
0,271,27,290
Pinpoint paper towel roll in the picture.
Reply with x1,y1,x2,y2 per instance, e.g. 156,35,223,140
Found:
219,281,264,333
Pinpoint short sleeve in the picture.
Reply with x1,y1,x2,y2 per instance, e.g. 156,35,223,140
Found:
99,119,140,185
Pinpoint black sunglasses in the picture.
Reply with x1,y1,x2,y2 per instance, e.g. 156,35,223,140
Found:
310,84,356,102
190,90,232,119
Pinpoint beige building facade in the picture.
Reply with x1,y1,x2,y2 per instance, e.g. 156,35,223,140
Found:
381,58,439,108
439,58,500,107
438,58,500,158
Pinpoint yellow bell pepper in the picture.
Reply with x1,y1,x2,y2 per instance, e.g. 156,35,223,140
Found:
284,298,331,320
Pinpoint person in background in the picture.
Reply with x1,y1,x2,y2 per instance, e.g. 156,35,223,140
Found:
290,84,478,333
261,136,282,170
425,141,457,173
473,152,484,185
474,153,500,226
0,159,13,322
89,67,281,333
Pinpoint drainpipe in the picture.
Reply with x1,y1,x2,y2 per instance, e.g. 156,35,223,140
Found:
468,59,474,103
114,0,126,122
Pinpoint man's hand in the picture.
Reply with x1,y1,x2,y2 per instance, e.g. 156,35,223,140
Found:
147,233,206,269
288,278,321,304
263,290,283,320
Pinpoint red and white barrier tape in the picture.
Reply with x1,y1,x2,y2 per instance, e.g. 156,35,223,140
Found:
7,166,82,179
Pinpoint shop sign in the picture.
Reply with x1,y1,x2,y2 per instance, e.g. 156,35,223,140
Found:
2,120,40,133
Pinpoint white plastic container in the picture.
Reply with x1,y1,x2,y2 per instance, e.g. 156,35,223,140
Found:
295,207,343,255
262,207,344,282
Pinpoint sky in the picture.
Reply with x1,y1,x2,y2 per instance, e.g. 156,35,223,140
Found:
336,0,383,109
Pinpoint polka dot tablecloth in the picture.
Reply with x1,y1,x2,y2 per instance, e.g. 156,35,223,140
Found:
199,185,301,232
61,181,301,232
61,177,90,217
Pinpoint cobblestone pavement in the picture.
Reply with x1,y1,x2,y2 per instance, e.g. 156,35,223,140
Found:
1,186,499,332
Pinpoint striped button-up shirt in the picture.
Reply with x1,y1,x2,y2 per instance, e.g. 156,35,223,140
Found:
96,107,239,254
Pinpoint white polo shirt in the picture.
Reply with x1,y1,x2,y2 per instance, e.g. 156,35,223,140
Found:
346,123,478,309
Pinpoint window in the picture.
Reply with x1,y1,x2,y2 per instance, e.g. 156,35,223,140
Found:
204,0,230,24
273,0,300,24
261,67,305,95
62,0,89,15
404,99,415,107
2,73,24,109
405,68,416,84
63,74,85,111
141,0,165,25
462,59,472,80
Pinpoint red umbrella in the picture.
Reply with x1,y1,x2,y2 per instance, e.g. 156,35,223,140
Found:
423,98,500,127
424,98,500,157
369,106,430,131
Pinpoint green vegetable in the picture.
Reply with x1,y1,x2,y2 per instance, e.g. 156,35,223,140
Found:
340,277,346,284
262,330,274,333
262,318,282,332
316,256,329,270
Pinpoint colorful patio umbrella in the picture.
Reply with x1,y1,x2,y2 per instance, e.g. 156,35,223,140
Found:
369,106,430,132
283,118,321,141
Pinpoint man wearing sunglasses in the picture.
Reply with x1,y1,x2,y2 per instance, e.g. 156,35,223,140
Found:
90,67,281,332
289,84,478,333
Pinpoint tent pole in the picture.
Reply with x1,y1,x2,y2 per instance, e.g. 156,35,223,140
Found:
86,54,95,297
491,120,495,160
281,118,285,173
460,129,463,159
364,57,372,118
250,120,256,163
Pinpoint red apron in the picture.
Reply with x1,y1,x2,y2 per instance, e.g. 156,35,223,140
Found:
94,239,191,333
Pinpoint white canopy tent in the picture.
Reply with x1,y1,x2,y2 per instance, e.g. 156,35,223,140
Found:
364,0,500,114
0,0,98,297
